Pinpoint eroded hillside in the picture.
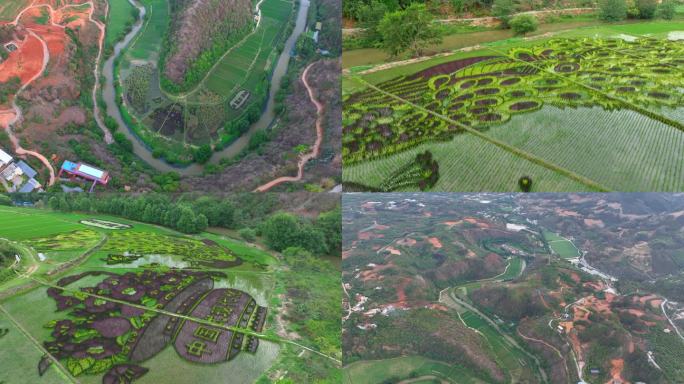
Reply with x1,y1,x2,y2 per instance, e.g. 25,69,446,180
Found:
164,0,253,84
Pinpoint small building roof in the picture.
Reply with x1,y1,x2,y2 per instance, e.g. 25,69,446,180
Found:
61,160,109,183
18,178,40,193
16,160,37,178
0,148,12,164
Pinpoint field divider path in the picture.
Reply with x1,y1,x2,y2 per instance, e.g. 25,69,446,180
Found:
18,274,341,365
484,45,684,132
349,75,611,192
0,304,79,384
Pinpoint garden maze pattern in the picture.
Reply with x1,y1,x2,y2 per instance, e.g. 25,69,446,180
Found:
40,270,267,383
343,37,684,190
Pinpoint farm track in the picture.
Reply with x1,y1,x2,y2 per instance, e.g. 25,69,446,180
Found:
254,61,325,191
349,75,611,191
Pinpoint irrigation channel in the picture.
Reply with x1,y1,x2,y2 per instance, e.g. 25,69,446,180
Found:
101,0,310,176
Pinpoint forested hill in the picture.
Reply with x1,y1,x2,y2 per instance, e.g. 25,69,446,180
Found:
163,0,254,86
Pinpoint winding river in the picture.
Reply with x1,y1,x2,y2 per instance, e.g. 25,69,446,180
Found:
102,0,310,176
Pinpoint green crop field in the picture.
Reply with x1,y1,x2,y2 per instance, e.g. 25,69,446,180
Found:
543,230,580,258
342,31,684,192
126,0,169,61
460,310,539,382
498,257,523,281
105,0,136,48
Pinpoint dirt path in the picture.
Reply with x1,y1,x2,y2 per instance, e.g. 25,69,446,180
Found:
517,328,570,381
254,61,325,192
2,27,56,186
89,1,112,144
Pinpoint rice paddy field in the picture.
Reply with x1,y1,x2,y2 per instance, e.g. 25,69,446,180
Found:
342,22,684,192
0,207,281,384
104,0,136,48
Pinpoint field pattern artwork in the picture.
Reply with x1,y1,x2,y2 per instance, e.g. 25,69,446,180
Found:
343,37,684,191
40,270,267,382
102,232,243,269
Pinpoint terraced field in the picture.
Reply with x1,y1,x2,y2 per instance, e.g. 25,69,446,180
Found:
342,34,684,192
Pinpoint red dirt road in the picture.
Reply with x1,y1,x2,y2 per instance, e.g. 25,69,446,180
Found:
254,61,325,192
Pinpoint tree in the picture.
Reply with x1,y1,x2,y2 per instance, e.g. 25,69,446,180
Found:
599,0,628,21
509,14,538,35
657,0,676,19
193,144,212,164
317,207,341,255
636,0,657,18
356,0,389,45
239,228,257,242
492,0,516,27
378,4,442,57
518,175,533,192
260,213,328,255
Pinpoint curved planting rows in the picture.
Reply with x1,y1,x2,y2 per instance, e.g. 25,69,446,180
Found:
343,37,684,168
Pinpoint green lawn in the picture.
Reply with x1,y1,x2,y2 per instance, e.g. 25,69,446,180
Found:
543,230,580,258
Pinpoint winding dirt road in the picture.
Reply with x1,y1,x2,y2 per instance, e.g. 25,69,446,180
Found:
254,61,325,192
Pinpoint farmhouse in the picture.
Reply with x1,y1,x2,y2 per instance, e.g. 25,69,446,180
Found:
0,148,42,193
58,160,110,192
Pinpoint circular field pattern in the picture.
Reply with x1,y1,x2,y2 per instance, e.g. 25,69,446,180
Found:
343,37,684,166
